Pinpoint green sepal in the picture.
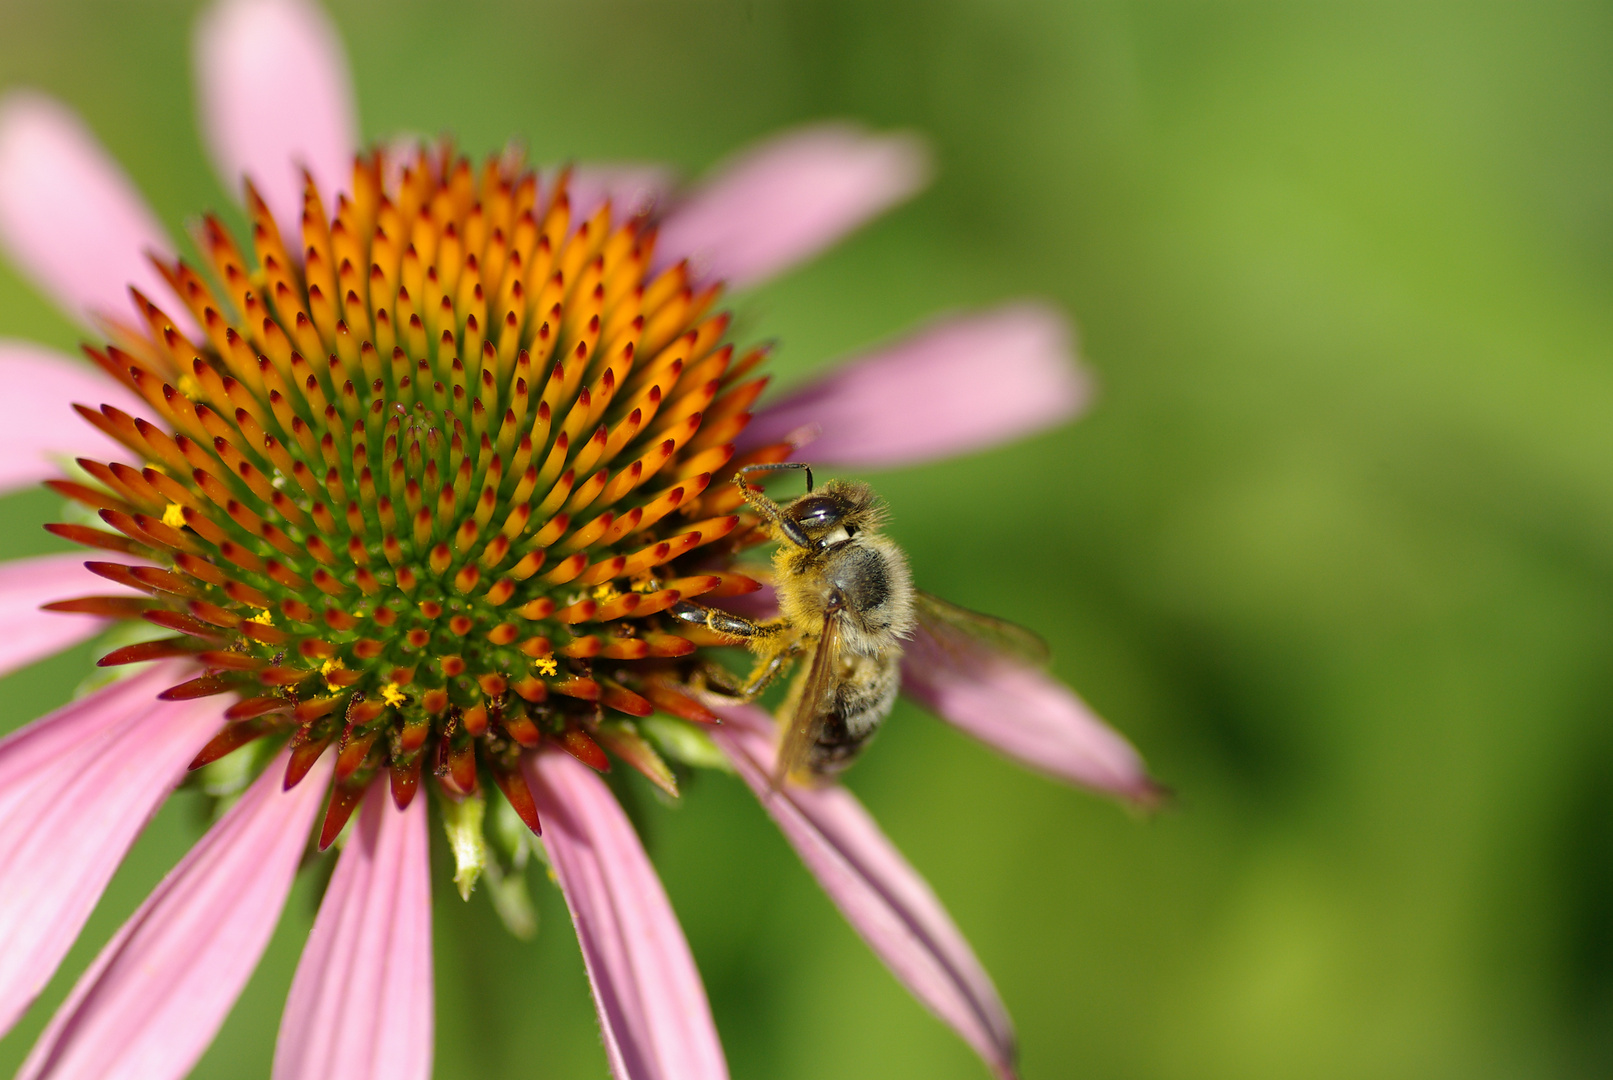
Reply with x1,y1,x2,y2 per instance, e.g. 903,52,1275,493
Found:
641,713,733,772
441,789,488,901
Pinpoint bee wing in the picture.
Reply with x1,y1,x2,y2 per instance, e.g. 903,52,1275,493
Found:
773,612,843,788
912,590,1052,669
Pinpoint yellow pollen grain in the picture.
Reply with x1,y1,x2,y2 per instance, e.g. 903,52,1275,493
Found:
629,575,658,593
161,502,186,529
592,583,621,603
248,610,274,624
533,657,558,677
381,682,405,707
321,656,346,692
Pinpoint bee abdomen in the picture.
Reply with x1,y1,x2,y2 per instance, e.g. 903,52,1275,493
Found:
807,652,902,780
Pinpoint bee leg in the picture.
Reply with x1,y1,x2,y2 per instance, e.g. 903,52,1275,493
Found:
669,601,782,641
688,654,790,701
732,473,814,550
738,648,793,699
671,602,796,701
688,660,746,697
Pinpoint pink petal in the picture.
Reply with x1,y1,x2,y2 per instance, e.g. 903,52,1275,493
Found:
18,749,333,1080
524,749,728,1080
709,705,1017,1080
273,781,431,1080
657,123,929,288
0,662,221,1037
902,624,1160,805
738,304,1089,470
568,164,676,222
0,552,128,677
0,92,178,328
0,340,143,496
194,0,358,234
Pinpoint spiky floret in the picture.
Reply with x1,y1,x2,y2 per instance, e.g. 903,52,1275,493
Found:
46,145,788,846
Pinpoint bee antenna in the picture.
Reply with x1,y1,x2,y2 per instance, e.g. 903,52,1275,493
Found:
738,461,814,492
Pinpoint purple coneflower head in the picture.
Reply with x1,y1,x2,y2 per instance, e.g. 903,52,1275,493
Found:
0,1,1158,1078
52,141,788,843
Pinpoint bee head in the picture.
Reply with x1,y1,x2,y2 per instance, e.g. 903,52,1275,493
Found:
735,463,885,551
783,481,881,551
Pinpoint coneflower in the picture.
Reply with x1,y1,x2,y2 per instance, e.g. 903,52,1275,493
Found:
60,145,769,849
0,2,1157,1078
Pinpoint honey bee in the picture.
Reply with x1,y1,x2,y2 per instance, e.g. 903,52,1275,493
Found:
673,463,1049,786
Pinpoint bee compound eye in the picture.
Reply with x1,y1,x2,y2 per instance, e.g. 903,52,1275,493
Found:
792,495,843,529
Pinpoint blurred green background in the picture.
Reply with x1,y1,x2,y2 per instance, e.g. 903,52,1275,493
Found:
3,1,1613,1077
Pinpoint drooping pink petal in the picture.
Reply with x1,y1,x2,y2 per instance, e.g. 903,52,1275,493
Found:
524,749,729,1080
739,304,1089,470
18,749,332,1080
709,704,1018,1080
0,662,221,1037
273,780,431,1080
568,164,676,222
0,340,144,496
194,0,358,234
0,551,133,677
901,623,1160,805
0,92,178,328
657,123,929,289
